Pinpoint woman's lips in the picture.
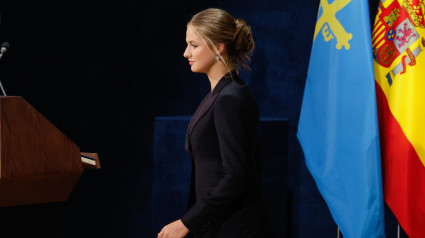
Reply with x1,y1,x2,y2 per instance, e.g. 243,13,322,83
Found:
189,61,194,65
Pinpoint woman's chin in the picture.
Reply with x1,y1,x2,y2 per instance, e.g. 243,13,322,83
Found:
190,67,202,73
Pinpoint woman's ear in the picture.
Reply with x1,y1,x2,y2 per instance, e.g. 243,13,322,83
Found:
216,43,225,55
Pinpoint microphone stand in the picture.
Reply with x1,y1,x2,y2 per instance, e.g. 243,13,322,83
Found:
0,49,8,96
0,81,6,96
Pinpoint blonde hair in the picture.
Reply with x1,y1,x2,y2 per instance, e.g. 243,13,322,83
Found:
188,8,255,71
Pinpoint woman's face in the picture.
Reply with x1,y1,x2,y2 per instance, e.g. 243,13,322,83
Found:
183,26,216,73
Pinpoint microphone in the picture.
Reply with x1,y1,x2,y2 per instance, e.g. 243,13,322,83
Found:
0,42,9,96
0,42,10,55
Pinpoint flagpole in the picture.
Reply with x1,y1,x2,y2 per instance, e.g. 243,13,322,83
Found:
397,223,400,238
337,227,341,238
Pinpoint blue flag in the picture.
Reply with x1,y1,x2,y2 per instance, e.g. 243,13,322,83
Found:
297,0,385,237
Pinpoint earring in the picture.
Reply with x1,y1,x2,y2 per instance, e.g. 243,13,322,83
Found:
216,55,220,60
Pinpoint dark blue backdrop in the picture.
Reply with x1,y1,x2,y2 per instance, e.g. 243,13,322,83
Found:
0,0,405,237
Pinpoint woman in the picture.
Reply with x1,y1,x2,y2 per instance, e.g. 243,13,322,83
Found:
158,8,273,238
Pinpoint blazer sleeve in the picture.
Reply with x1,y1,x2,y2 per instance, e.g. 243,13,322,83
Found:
181,93,258,236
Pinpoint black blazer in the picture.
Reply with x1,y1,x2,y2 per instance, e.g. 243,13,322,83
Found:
181,72,273,238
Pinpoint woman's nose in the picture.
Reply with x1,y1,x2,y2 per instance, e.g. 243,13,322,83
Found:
183,46,190,58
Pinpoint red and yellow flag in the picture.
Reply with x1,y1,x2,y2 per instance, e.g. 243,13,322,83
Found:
372,0,425,237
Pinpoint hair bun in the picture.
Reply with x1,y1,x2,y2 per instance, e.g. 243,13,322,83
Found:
233,19,255,69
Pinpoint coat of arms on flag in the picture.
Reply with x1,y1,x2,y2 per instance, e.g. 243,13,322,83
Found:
373,0,425,85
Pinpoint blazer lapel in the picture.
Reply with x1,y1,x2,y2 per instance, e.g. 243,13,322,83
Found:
185,76,231,152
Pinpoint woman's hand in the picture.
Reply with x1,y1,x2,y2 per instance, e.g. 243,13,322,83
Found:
158,219,189,238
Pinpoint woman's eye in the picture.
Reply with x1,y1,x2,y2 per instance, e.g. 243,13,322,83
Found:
191,45,198,48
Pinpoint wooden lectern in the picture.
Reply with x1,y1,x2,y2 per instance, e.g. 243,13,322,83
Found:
0,96,98,207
